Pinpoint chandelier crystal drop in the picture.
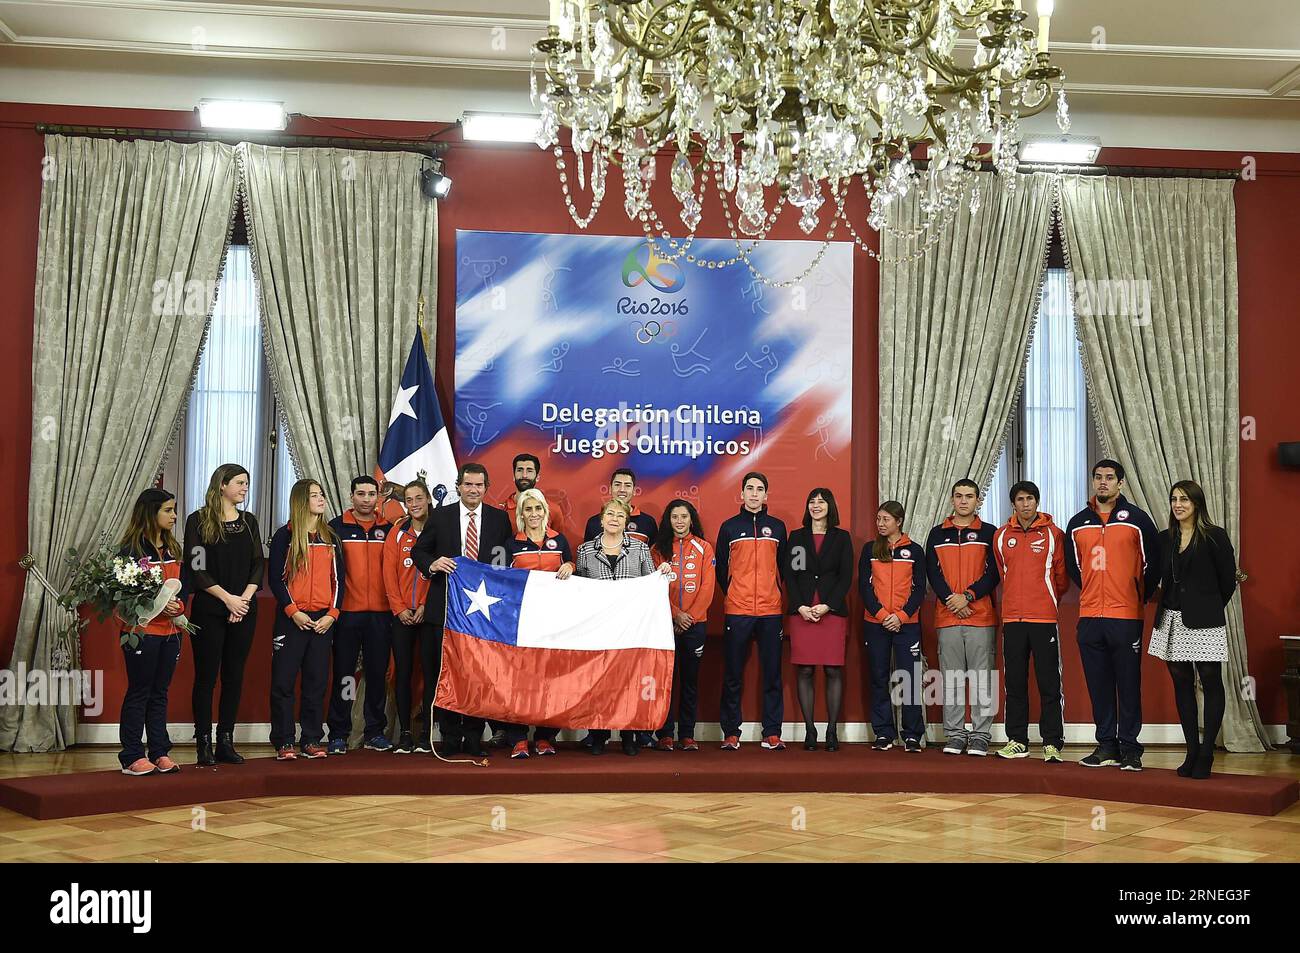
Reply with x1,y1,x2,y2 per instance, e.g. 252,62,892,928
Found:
534,0,1068,285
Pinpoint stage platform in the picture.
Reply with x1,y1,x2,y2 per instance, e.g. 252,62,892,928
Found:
1,744,1294,820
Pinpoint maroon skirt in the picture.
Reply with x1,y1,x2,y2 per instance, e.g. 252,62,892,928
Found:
788,613,847,666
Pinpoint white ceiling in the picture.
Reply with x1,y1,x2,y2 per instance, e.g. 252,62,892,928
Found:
2,0,1299,151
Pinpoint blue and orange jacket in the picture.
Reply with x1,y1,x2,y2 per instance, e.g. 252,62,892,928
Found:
115,541,189,636
857,534,926,624
506,529,574,572
382,515,431,615
716,506,787,617
268,523,345,619
328,509,392,612
1065,494,1161,620
993,512,1069,623
925,516,999,628
584,506,658,546
654,533,717,623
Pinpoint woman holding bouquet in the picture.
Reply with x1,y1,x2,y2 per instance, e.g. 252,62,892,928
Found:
182,463,264,767
117,487,190,777
268,479,344,761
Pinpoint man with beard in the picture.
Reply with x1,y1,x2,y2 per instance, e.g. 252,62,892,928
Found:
1065,460,1161,772
502,453,564,533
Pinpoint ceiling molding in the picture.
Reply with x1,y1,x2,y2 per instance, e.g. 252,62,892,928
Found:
1065,82,1300,100
1045,40,1300,62
10,35,534,70
0,0,546,30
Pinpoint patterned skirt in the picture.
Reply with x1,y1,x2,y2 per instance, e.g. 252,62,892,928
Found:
1148,608,1227,663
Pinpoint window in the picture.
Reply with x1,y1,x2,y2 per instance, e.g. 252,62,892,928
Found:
982,267,1099,528
162,243,298,539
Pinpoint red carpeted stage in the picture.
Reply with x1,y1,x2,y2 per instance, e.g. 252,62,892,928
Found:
1,746,1295,820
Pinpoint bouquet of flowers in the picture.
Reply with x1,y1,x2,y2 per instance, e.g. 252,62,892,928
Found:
61,533,198,648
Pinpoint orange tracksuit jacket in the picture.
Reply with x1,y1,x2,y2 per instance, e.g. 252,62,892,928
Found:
268,525,344,619
1064,494,1161,620
382,515,431,615
993,512,1069,623
655,533,718,623
115,542,189,636
925,516,1000,628
715,506,787,616
329,510,392,613
857,534,926,624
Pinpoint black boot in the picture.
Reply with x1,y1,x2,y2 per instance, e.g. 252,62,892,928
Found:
825,727,840,752
215,731,245,765
195,730,217,767
1190,748,1214,780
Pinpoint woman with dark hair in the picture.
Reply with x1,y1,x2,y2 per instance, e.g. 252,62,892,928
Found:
1150,480,1237,779
858,500,927,752
782,488,854,750
182,463,263,766
117,488,189,776
651,499,716,752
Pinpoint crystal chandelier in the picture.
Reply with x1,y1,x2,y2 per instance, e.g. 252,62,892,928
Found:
532,0,1070,285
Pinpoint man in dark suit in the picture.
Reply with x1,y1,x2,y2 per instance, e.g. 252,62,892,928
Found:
411,462,513,757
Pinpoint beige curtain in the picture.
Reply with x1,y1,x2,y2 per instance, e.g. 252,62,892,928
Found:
1,135,238,752
1057,175,1266,752
879,171,1056,531
237,144,436,513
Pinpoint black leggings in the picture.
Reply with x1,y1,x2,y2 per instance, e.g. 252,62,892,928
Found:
795,665,844,734
189,605,257,736
1167,660,1225,752
391,617,421,733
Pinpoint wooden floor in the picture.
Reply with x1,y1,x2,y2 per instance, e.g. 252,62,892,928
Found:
2,747,1298,862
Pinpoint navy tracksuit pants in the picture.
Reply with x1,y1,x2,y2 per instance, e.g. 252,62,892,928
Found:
864,621,925,743
327,610,393,742
270,610,333,749
118,633,181,768
659,621,706,740
720,614,784,739
1076,617,1144,756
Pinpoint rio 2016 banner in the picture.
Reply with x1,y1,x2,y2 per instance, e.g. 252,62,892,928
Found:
454,230,852,541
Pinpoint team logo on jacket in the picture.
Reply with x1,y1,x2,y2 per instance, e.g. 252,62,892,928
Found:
546,539,557,549
1117,510,1129,521
686,561,696,570
375,529,385,540
1030,538,1045,554
899,549,910,558
966,532,977,540
1007,537,1017,548
684,581,697,593
403,557,413,568
761,527,772,537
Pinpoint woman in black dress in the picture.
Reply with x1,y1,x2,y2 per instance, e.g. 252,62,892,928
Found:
1149,480,1237,780
182,463,264,765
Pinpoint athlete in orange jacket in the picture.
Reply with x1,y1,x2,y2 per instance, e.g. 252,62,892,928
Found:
326,477,395,753
714,472,788,750
925,479,1000,756
653,500,717,751
382,481,435,753
992,482,1070,761
1064,460,1161,770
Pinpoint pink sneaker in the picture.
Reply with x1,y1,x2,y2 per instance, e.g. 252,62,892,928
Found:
154,756,181,774
121,758,156,776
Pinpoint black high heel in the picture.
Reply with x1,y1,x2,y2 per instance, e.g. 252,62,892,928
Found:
825,729,840,752
803,726,818,751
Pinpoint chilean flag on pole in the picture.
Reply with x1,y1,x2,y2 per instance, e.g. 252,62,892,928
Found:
435,560,675,730
375,329,459,505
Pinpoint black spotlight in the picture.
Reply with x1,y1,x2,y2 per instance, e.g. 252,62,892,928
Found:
421,163,452,199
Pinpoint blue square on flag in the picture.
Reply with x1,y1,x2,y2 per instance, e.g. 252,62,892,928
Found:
444,560,525,646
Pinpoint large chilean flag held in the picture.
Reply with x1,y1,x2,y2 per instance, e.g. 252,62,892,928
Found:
435,560,675,730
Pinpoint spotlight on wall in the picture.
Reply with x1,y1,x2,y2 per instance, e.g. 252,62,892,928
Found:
421,163,452,200
197,99,288,131
1019,134,1102,164
461,111,542,143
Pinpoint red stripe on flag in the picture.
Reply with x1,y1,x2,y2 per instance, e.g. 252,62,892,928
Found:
434,628,675,730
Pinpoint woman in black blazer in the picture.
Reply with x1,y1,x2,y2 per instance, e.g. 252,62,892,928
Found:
782,487,854,751
1149,480,1237,780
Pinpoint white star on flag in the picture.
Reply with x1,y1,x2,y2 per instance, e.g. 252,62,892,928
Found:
388,384,419,425
462,579,502,621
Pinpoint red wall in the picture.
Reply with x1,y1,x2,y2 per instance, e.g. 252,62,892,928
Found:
1,101,1295,734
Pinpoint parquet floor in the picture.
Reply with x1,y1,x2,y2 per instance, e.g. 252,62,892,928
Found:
2,747,1298,862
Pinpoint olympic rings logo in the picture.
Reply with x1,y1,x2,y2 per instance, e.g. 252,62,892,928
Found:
632,320,680,345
